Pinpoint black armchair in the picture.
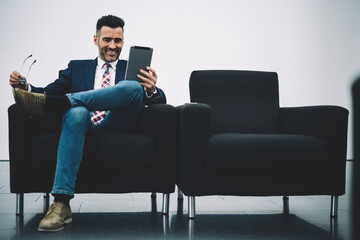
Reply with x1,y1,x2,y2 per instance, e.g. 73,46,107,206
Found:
352,76,360,240
8,101,178,216
177,70,348,218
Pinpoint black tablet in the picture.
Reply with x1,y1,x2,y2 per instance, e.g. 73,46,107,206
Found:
124,46,153,81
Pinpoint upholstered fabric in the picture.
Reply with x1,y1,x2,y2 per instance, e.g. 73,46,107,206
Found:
353,77,360,160
207,133,327,170
178,70,348,198
30,132,154,167
190,70,280,134
8,103,178,194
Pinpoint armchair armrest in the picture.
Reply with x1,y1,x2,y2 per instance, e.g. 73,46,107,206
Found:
280,106,348,136
280,105,348,193
177,103,212,191
280,106,348,157
8,105,31,179
141,104,178,185
141,103,178,143
8,104,61,161
8,104,61,192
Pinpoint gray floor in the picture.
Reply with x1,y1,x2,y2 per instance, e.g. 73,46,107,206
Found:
0,161,354,240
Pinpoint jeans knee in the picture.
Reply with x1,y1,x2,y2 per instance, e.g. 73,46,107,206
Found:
122,80,143,99
64,106,90,128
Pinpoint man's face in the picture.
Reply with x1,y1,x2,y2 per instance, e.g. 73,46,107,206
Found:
94,26,124,62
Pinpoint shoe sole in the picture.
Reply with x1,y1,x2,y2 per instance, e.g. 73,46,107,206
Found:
38,217,72,232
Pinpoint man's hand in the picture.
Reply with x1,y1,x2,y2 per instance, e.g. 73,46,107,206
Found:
137,66,157,95
9,71,28,91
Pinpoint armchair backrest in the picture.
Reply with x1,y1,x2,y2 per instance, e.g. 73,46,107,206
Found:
189,70,280,134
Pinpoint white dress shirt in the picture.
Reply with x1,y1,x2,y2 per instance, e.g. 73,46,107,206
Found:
94,58,118,89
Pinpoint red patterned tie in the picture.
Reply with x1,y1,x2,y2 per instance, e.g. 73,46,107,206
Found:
91,63,111,126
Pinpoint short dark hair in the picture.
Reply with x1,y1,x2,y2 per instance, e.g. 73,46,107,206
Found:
96,15,125,34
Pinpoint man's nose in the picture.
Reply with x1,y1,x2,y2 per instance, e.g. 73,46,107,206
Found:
109,40,116,49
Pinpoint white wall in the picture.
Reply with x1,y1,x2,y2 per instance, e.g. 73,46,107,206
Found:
1,0,359,159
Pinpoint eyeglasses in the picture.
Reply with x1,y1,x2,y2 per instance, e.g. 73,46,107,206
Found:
19,54,36,85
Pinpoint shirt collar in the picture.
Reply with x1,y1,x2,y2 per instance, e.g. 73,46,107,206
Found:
97,57,118,69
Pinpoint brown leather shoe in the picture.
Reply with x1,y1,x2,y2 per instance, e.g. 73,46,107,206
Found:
38,201,72,232
12,88,47,119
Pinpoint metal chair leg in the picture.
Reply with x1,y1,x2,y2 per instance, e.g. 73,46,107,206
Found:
43,193,50,213
162,214,169,235
331,195,339,218
330,216,338,238
188,196,196,219
16,214,24,236
177,189,184,215
189,218,195,239
283,196,289,215
162,193,170,215
178,187,184,199
16,193,24,216
151,192,157,213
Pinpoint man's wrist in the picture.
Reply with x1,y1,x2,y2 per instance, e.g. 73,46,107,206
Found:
145,88,157,98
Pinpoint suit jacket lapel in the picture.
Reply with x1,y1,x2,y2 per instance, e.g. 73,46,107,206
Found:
115,60,126,84
84,58,125,89
85,58,98,90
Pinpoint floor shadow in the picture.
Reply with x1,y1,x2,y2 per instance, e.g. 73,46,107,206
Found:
12,212,169,240
170,213,341,240
12,212,341,240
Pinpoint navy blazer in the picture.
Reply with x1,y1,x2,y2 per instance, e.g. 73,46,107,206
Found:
31,58,166,105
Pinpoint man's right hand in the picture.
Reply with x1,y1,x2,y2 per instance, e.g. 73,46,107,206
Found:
9,71,28,91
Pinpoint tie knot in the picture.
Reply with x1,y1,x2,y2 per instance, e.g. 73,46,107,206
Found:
103,63,111,69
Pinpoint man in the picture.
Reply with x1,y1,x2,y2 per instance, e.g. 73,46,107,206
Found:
9,15,165,232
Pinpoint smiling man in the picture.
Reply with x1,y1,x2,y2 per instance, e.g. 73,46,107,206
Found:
96,26,123,63
9,15,166,232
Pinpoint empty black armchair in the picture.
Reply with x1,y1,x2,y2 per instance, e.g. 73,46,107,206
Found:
8,103,178,216
177,70,348,219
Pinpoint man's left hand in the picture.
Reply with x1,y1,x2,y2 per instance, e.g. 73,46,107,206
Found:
137,66,157,95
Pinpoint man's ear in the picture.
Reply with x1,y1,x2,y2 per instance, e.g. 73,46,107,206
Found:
94,35,98,46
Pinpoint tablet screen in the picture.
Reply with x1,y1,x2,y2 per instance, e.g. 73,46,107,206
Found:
124,46,153,81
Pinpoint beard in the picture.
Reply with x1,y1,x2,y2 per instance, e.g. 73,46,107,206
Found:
100,47,121,62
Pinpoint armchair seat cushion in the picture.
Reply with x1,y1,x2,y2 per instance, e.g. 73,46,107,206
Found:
30,132,154,167
207,133,327,171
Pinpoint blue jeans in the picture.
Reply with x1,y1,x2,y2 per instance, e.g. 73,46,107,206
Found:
51,80,143,197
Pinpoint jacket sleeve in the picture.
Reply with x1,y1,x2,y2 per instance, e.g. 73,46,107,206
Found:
31,61,73,96
143,86,166,105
